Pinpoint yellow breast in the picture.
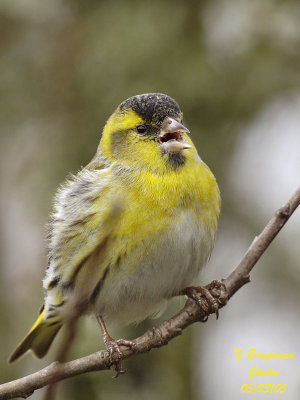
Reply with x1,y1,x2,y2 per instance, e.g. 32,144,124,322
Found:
107,153,220,270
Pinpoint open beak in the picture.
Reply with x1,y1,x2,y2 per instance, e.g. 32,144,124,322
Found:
158,117,192,153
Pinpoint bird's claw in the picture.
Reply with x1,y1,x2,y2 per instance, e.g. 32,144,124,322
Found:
205,280,227,301
184,280,227,320
115,338,137,352
105,338,137,378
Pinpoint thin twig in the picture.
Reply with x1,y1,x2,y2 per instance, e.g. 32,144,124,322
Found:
1,186,299,400
224,186,300,296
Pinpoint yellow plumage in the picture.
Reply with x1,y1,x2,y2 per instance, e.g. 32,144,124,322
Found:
9,312,62,362
9,93,220,363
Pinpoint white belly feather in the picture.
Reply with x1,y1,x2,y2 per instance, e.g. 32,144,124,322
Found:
94,209,214,325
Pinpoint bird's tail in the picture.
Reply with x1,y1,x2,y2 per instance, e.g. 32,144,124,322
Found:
8,310,62,363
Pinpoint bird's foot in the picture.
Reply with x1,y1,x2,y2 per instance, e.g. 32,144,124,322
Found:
183,280,227,320
97,314,136,377
104,337,136,378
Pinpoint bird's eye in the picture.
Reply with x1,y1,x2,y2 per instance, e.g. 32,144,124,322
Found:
136,124,147,134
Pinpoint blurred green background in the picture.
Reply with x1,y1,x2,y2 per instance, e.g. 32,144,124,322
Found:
1,0,299,399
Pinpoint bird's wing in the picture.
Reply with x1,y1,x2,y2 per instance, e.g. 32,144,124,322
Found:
9,164,125,362
44,166,124,303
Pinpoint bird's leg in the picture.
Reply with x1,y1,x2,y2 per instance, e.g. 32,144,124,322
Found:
182,280,227,320
96,315,136,377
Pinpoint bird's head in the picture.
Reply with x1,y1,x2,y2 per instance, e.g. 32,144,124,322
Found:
98,93,198,172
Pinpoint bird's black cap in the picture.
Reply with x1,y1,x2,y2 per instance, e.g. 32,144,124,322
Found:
119,93,182,126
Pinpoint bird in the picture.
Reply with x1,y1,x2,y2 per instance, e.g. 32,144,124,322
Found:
9,93,220,371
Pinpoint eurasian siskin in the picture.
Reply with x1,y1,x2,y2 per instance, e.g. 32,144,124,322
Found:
9,93,220,366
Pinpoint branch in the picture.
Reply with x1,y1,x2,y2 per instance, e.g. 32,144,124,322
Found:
1,186,300,400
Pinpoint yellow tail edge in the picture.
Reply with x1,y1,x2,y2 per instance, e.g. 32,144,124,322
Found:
8,310,62,363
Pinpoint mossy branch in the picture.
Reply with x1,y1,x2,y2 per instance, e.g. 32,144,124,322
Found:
1,186,299,400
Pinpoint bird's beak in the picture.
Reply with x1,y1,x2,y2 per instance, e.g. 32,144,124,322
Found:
158,117,192,153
